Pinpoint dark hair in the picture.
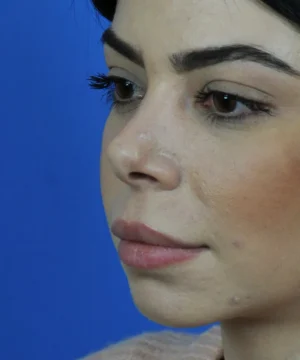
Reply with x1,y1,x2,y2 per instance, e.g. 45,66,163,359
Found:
92,0,117,22
91,0,300,29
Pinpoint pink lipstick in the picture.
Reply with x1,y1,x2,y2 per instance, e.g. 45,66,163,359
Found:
111,219,208,270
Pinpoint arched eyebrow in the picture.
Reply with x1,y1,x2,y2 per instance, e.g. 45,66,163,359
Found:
101,27,300,77
102,28,145,67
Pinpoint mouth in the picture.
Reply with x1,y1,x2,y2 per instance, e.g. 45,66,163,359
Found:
110,219,209,269
111,219,208,249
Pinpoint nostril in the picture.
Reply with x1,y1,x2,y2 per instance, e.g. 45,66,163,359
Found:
129,172,157,182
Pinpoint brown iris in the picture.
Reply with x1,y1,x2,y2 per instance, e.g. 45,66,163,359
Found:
210,92,238,113
115,79,135,101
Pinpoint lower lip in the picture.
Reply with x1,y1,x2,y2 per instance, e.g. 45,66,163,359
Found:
118,240,207,270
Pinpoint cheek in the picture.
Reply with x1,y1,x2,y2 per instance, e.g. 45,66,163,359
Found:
100,153,128,225
100,119,123,222
211,144,300,235
100,152,113,210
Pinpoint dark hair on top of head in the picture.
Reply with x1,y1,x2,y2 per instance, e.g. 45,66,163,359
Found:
91,0,300,29
92,0,117,22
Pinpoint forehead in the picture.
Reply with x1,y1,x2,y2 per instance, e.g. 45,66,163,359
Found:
111,0,300,69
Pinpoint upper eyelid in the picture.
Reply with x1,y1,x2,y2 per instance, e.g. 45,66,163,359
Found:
108,75,145,93
109,75,139,85
109,75,145,93
196,93,267,115
107,76,145,102
107,66,146,86
97,75,275,121
203,79,275,101
105,74,274,108
106,67,271,94
206,91,271,106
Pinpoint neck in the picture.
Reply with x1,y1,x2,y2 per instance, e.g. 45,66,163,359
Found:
221,317,300,360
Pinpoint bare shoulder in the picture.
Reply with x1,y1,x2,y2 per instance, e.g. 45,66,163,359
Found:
80,326,222,360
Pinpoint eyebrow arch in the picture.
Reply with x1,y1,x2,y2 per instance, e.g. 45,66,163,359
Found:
101,27,300,77
102,27,144,67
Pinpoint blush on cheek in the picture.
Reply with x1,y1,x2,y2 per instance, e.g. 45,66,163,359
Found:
219,144,300,234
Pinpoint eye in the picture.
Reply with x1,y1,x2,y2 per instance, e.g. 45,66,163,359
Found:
114,78,139,103
209,92,242,113
195,90,273,124
202,91,263,116
88,73,145,111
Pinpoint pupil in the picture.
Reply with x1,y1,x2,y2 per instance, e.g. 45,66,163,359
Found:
214,93,237,113
115,81,133,100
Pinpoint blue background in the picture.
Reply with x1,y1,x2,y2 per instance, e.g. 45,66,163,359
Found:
0,1,211,359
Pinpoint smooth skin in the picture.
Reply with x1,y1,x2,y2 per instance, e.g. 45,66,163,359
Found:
100,1,300,359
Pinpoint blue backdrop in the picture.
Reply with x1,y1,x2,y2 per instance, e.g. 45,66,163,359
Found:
0,1,211,359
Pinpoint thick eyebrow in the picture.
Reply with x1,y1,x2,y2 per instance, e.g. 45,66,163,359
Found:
102,27,144,67
170,45,300,76
101,27,300,77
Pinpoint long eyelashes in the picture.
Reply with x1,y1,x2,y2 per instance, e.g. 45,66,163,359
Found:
88,73,140,111
88,73,116,105
195,90,273,124
88,73,274,125
89,73,114,90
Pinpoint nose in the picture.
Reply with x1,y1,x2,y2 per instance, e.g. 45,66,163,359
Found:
106,132,181,191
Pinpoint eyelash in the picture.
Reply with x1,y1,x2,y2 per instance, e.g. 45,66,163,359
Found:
88,73,274,124
88,73,139,109
195,90,273,124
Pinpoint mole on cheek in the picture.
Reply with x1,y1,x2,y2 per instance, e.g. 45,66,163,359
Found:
232,240,244,249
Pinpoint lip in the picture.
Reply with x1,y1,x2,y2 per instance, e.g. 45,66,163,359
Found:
111,219,204,249
110,219,208,269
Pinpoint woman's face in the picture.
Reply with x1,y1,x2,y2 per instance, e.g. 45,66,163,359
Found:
100,0,300,327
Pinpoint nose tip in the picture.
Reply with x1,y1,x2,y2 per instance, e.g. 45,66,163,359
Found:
107,141,181,191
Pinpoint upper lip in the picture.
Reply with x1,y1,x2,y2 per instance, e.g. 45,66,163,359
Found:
111,219,206,249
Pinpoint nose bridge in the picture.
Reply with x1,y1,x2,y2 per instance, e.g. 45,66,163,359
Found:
119,78,181,151
106,89,182,190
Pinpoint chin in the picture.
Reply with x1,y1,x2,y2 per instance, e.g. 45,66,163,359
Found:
136,302,215,328
126,271,223,328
